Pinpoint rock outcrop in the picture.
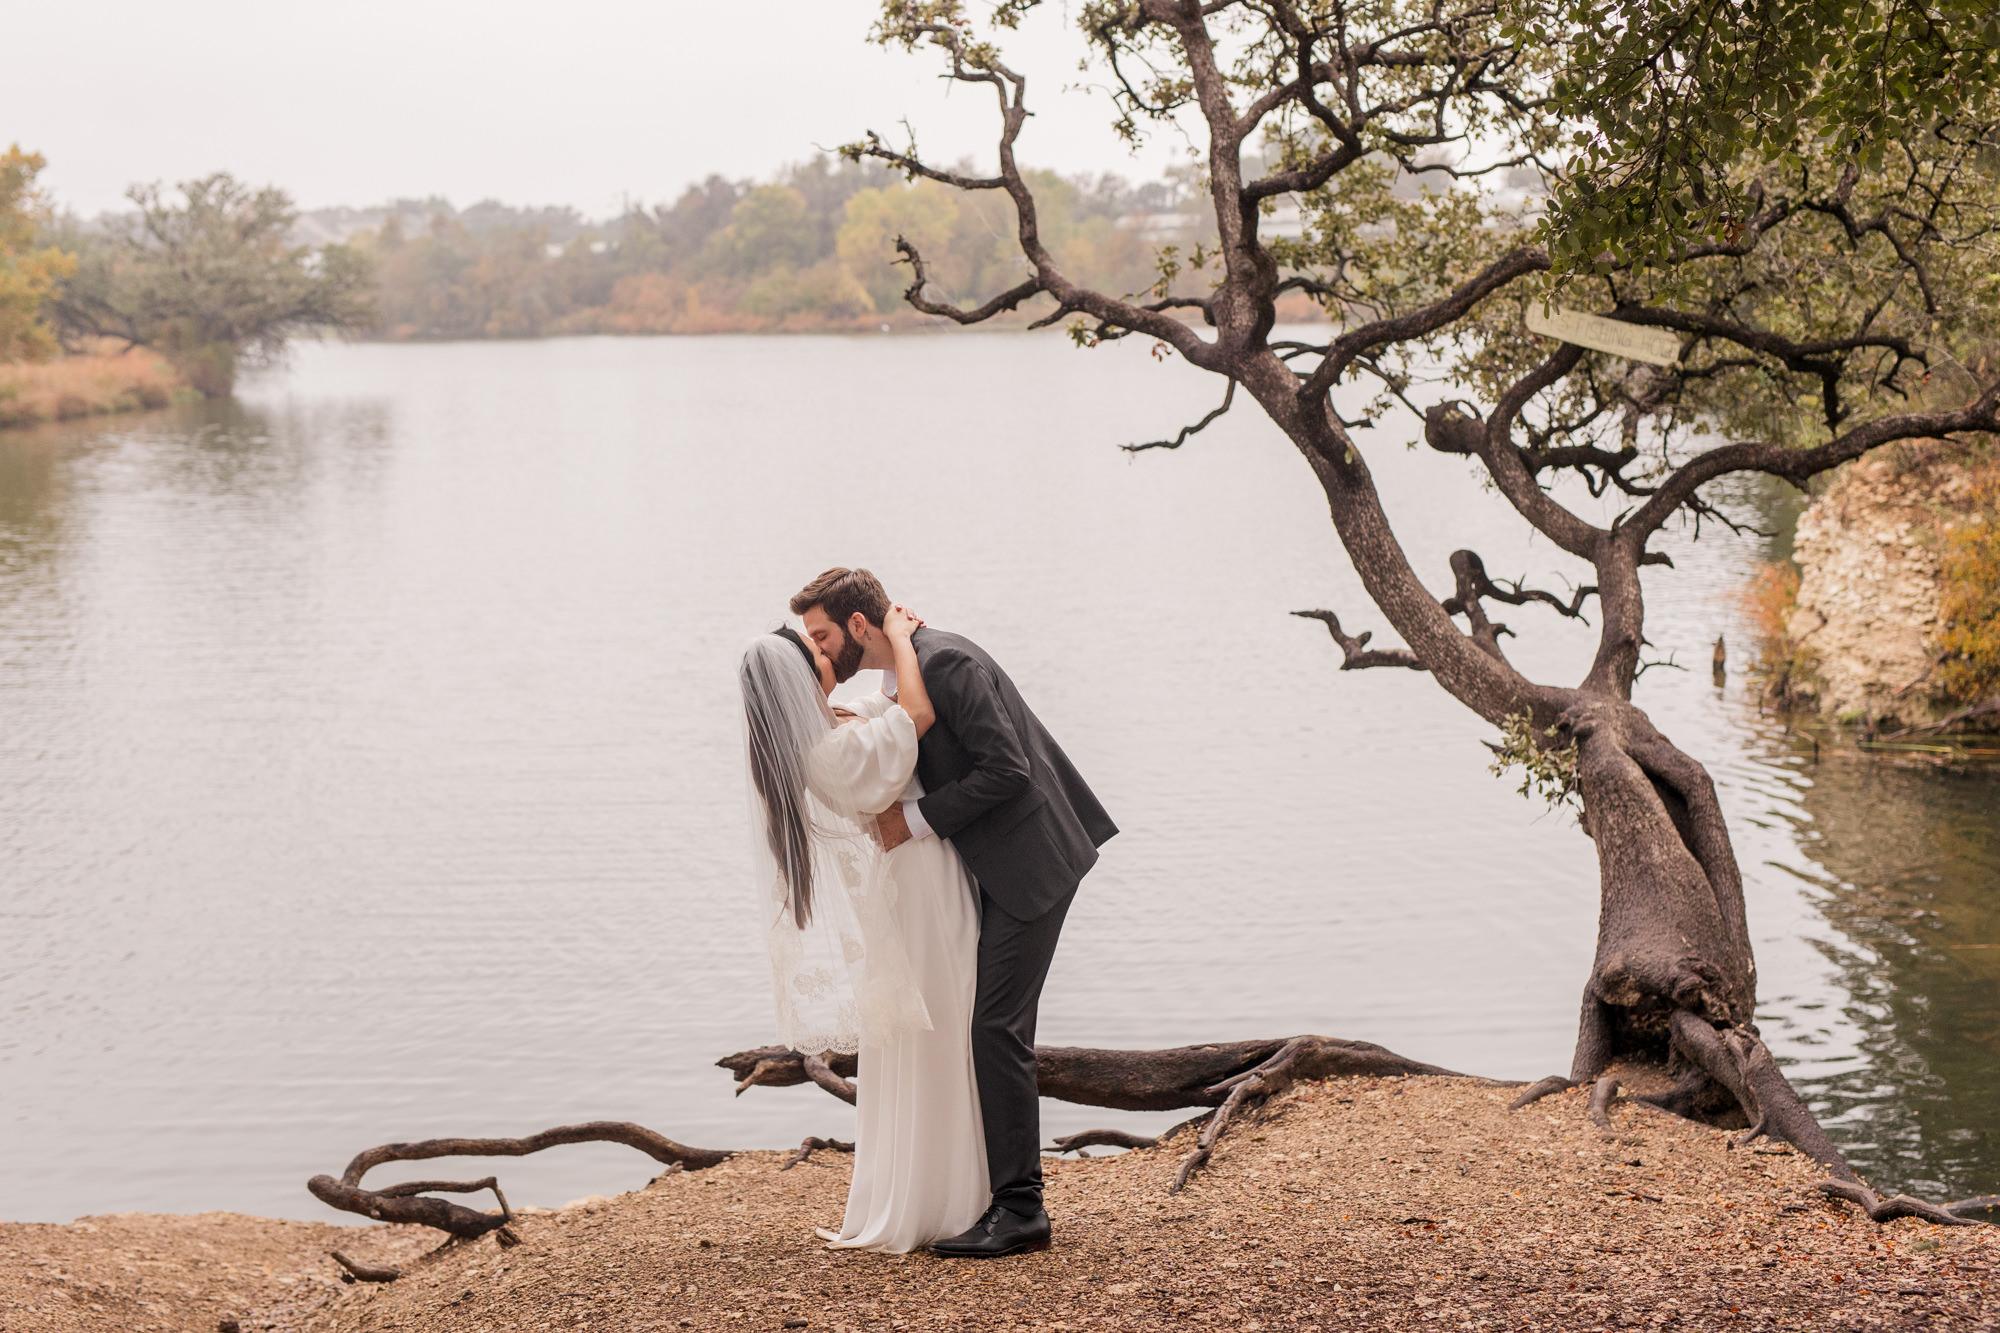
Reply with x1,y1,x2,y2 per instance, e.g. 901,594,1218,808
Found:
1783,455,1984,727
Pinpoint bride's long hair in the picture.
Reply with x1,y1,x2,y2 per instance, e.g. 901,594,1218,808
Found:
740,629,830,928
738,628,931,1055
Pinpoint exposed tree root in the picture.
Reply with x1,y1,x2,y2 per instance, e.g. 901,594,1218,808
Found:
1946,1194,2000,1217
780,1137,854,1171
1819,1181,1982,1227
718,1048,856,1097
722,1036,1468,1197
1587,1075,1620,1130
721,1033,1988,1227
307,1123,732,1238
1551,1018,1992,1230
330,1251,401,1283
1655,1011,1855,1179
801,1052,858,1105
1047,1129,1160,1154
720,1037,1462,1114
1507,1075,1573,1109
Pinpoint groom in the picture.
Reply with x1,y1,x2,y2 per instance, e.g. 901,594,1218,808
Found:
791,568,1117,1258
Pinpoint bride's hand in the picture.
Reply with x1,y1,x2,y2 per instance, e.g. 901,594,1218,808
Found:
884,605,922,641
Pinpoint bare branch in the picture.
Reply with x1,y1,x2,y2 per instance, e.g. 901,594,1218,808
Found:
1290,609,1426,670
895,237,1044,325
1123,380,1237,452
840,130,1005,192
869,15,1216,360
1449,550,1599,624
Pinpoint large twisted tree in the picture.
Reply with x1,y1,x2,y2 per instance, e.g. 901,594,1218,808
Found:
832,0,2000,1220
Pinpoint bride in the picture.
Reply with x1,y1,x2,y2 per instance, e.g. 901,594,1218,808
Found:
738,607,988,1252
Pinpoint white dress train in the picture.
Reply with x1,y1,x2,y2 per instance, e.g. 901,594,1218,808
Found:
807,693,988,1252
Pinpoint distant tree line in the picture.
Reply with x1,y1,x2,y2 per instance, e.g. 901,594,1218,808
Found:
350,157,1207,339
3,145,1219,399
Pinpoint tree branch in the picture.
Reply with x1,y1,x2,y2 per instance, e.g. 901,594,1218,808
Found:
1290,609,1426,670
1301,248,1549,401
894,237,1044,324
1626,379,2000,539
1123,380,1237,452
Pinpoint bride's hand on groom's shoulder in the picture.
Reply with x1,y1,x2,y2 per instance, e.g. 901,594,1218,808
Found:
884,604,924,640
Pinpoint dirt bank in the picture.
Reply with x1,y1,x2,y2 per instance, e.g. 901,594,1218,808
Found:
5,1074,1994,1332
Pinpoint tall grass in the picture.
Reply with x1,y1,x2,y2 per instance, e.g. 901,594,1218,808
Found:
0,342,191,429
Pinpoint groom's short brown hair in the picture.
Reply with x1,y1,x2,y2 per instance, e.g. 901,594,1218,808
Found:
791,567,890,628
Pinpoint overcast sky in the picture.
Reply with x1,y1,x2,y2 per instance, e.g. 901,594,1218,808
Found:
7,1,1192,219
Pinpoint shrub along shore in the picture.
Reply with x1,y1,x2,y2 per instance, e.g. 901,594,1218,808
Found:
0,344,193,430
3,1073,1993,1332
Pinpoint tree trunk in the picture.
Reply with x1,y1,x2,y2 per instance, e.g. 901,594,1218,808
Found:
1558,697,1861,1174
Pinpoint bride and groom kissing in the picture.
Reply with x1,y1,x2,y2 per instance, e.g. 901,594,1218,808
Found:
739,567,1116,1258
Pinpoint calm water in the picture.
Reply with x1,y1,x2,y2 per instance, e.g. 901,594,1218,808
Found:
1,334,1993,1223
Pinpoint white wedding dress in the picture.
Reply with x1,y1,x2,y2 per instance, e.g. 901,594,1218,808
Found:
806,691,988,1253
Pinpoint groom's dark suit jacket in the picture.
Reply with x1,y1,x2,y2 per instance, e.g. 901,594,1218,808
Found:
909,628,1116,921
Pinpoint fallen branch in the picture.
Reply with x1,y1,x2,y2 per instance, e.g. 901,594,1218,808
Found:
307,1122,732,1238
1878,692,2000,739
781,1137,855,1171
1945,1194,2000,1217
330,1251,401,1283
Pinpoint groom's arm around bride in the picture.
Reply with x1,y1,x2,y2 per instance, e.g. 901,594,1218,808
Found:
792,568,1116,1256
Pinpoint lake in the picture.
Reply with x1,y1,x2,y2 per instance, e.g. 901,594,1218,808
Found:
1,333,1993,1223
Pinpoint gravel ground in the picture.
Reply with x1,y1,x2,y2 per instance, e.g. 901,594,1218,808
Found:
5,1074,1995,1332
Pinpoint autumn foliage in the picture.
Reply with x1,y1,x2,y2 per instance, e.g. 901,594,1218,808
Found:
1936,462,2000,706
0,145,75,364
356,158,1208,339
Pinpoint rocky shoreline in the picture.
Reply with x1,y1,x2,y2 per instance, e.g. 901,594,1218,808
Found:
5,1073,1994,1332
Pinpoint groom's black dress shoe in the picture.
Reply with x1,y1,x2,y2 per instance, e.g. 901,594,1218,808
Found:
930,1204,1051,1258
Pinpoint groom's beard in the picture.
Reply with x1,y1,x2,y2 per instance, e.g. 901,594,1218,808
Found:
831,631,866,683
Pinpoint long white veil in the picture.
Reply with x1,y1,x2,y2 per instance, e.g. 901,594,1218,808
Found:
739,633,928,1055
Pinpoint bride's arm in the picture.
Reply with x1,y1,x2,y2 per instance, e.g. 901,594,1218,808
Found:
883,605,934,738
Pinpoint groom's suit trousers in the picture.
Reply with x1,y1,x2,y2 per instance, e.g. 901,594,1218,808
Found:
973,884,1075,1218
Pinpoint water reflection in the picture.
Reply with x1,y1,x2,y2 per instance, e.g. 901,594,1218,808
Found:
1768,734,2000,1199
